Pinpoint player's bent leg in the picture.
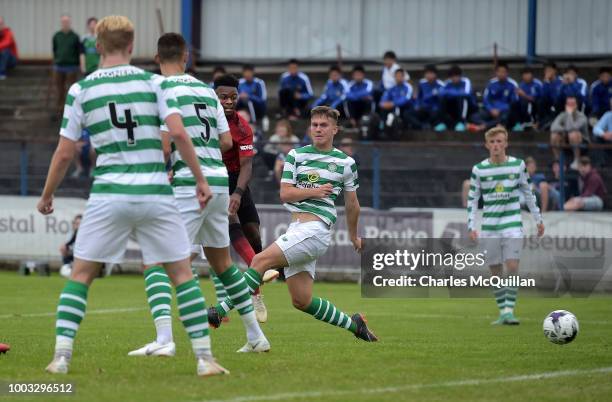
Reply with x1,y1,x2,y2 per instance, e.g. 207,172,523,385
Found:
205,247,269,352
287,272,378,342
128,264,175,357
209,243,286,327
47,259,102,374
164,258,228,376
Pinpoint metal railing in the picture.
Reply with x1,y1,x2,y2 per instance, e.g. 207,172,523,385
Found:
2,137,611,210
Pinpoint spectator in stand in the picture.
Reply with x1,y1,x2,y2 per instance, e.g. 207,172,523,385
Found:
209,65,226,86
539,160,578,212
592,98,612,165
338,137,360,167
522,156,547,209
79,17,99,75
60,214,82,265
52,14,80,119
409,64,445,130
516,67,543,128
478,62,519,130
312,65,348,115
440,65,473,131
71,130,96,178
374,50,402,105
346,65,374,127
278,58,313,119
564,156,607,211
273,140,296,183
589,67,612,119
540,61,563,128
557,65,588,113
379,68,413,128
0,16,18,80
550,96,589,169
237,64,267,124
262,119,299,171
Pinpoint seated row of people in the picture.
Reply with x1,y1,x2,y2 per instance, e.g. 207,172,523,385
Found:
313,61,611,133
219,55,610,134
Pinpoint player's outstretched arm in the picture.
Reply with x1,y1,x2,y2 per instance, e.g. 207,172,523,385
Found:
37,137,76,215
344,190,362,252
165,114,212,208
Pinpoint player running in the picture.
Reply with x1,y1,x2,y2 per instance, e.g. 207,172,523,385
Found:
209,106,378,342
207,74,278,325
467,126,545,325
128,33,270,356
39,17,228,376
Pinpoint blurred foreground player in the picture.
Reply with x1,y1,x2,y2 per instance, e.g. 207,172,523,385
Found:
38,16,228,376
128,33,269,357
467,126,544,325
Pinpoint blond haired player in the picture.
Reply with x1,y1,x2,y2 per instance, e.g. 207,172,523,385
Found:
467,126,545,325
38,16,227,376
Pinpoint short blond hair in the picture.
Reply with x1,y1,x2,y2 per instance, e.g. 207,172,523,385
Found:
95,15,134,55
484,126,508,141
310,106,340,125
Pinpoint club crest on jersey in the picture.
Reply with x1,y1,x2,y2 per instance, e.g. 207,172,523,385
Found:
328,162,338,173
307,171,320,183
508,174,515,179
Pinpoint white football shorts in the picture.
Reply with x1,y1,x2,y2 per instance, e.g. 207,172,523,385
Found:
175,193,230,250
74,199,191,265
275,220,331,279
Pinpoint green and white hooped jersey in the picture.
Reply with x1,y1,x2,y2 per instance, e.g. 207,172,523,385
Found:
60,65,181,201
467,156,542,237
160,74,230,197
281,145,359,226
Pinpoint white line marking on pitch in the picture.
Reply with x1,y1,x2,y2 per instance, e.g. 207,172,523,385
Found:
0,307,147,319
197,366,612,402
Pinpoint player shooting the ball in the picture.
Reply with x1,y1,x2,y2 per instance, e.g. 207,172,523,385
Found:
209,106,378,342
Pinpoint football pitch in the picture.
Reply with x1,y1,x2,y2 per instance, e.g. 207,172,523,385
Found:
1,271,611,402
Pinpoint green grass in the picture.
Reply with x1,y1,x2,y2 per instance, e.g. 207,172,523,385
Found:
0,271,611,402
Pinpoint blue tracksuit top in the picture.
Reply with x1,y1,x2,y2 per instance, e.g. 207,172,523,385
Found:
346,79,374,101
542,76,562,105
238,77,267,106
558,78,588,105
313,78,349,108
279,72,313,100
590,79,612,115
416,78,444,111
519,79,543,100
380,82,413,108
483,78,518,112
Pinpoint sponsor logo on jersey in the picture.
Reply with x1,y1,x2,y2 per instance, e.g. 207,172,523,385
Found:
239,145,253,151
307,171,320,183
495,183,504,193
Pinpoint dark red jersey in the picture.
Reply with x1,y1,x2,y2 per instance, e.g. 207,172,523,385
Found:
222,112,254,173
